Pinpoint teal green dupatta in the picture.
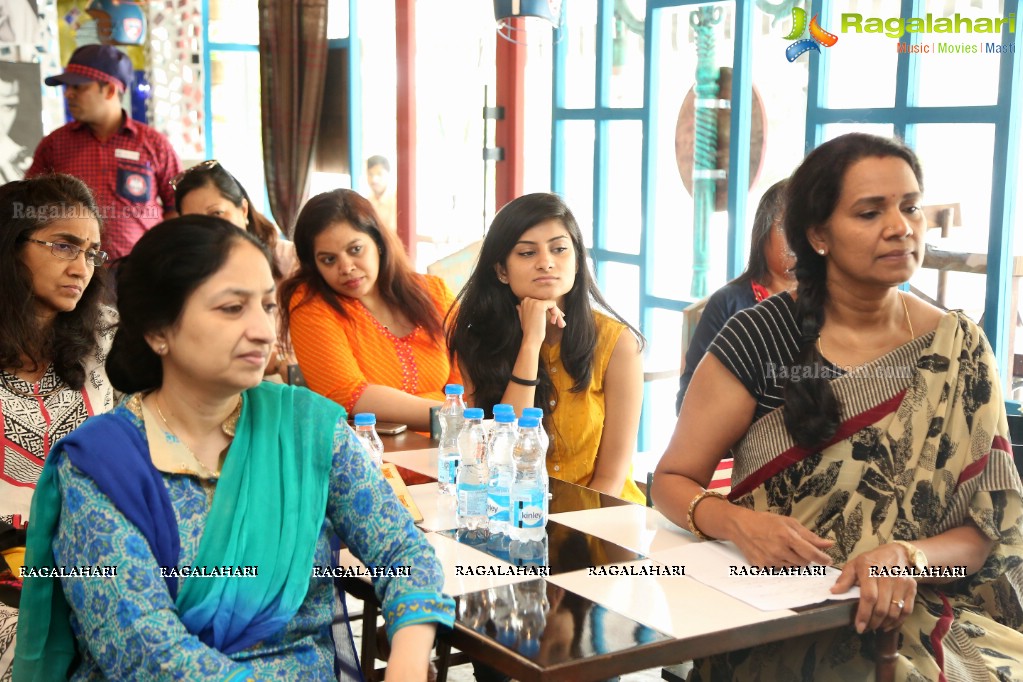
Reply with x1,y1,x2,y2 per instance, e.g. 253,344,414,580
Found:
14,382,344,680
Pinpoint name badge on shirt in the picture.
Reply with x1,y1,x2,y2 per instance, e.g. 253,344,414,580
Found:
114,149,141,161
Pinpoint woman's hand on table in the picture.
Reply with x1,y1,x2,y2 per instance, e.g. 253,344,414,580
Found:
730,509,834,567
831,544,917,634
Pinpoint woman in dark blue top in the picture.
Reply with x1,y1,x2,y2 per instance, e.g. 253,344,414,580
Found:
675,179,794,414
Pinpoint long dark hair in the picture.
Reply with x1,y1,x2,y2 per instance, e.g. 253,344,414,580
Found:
105,215,271,393
173,161,282,279
447,192,644,413
0,175,106,389
733,179,787,288
278,188,444,342
782,133,923,448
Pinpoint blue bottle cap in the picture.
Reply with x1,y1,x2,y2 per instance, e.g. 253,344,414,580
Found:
353,413,376,426
495,410,516,424
494,403,514,414
522,407,543,419
518,416,540,429
464,407,485,420
444,384,464,395
519,637,541,658
496,629,517,648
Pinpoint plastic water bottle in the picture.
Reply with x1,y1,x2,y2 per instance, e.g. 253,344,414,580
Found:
510,415,547,542
437,384,465,496
509,533,548,569
493,403,515,421
456,408,489,536
489,584,518,650
512,579,549,658
486,409,517,542
521,407,549,453
353,413,383,467
521,407,550,515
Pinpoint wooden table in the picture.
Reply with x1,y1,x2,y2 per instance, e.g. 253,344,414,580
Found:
341,441,900,682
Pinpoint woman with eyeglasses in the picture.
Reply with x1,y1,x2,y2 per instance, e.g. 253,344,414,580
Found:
172,160,298,379
0,174,116,680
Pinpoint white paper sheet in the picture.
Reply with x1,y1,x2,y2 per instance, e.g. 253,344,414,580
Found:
679,541,860,611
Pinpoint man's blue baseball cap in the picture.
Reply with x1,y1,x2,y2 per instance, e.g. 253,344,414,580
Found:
45,44,133,92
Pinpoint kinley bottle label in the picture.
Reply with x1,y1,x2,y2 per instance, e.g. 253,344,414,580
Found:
512,490,546,529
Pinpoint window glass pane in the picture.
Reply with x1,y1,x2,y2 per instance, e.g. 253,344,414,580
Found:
648,3,736,301
604,120,642,255
209,51,267,215
562,0,597,108
908,124,994,325
610,0,644,108
523,27,554,193
560,121,595,250
327,0,350,40
208,0,258,44
822,123,895,140
824,0,900,109
358,0,397,197
414,0,495,270
751,3,808,218
915,0,1005,107
1013,149,1023,401
644,308,684,455
600,262,640,333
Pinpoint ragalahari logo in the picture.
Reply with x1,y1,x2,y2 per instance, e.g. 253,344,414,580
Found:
783,7,839,61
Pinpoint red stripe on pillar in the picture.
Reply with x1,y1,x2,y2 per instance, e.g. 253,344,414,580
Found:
495,16,527,210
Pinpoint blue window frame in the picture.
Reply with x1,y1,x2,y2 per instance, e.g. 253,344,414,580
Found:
552,0,1022,455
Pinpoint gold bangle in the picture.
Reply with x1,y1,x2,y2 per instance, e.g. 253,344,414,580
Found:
687,489,726,541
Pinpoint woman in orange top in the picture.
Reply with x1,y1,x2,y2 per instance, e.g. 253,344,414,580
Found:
279,189,458,431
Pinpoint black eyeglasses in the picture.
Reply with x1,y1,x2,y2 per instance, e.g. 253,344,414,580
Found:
170,159,220,190
24,238,109,267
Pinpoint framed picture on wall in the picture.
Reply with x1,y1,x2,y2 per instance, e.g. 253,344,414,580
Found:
0,60,42,183
0,0,44,47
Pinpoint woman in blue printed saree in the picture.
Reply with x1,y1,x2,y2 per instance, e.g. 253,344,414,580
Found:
13,216,454,681
653,133,1023,680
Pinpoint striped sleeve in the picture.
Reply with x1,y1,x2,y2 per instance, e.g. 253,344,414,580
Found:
707,294,800,416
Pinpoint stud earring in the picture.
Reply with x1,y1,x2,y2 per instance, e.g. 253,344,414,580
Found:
817,249,826,256
158,345,167,355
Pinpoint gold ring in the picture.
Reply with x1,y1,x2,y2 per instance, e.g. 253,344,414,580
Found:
892,598,905,610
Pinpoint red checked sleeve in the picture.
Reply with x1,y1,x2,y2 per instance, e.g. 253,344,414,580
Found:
25,135,53,177
152,137,181,216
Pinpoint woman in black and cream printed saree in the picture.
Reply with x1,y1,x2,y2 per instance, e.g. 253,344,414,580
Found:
655,132,1023,681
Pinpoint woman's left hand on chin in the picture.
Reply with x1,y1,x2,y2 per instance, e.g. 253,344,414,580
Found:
831,544,917,634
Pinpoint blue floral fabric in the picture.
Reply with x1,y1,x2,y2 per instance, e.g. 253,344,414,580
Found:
52,402,453,680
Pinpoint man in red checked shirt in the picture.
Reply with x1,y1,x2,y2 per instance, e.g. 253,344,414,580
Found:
27,44,181,269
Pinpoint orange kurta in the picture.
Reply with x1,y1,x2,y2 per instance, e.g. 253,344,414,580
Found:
288,274,460,413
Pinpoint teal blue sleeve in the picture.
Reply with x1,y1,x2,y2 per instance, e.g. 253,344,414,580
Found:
325,420,455,639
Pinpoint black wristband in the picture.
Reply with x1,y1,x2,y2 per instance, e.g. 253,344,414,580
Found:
509,374,540,387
